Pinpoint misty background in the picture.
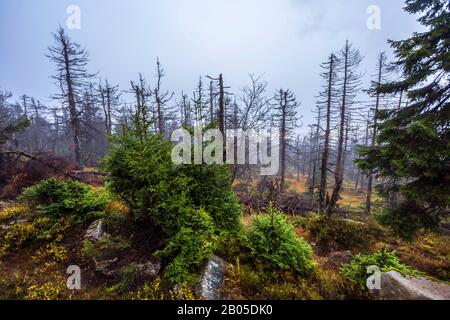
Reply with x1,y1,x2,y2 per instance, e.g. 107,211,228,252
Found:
0,0,423,130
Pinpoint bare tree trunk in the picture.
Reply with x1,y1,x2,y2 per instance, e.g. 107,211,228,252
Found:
106,82,112,134
311,107,321,194
218,74,225,134
156,60,164,136
296,135,301,182
209,81,215,123
319,55,334,210
279,90,287,193
342,115,350,191
365,53,384,214
62,39,82,166
301,136,307,176
355,169,360,192
326,50,349,216
326,41,361,216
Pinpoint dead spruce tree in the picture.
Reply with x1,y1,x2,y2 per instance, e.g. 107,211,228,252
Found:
192,77,208,124
47,27,96,166
274,89,299,193
98,79,121,135
364,52,389,214
179,91,192,127
208,80,217,124
130,74,152,141
152,58,174,138
230,74,271,180
326,40,362,216
317,53,339,211
207,74,232,133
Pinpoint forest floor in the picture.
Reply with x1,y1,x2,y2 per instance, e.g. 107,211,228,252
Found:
0,174,449,300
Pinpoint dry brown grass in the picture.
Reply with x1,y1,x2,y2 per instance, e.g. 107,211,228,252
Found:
395,233,450,281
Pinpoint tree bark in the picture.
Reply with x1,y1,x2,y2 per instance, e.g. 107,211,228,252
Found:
319,55,334,210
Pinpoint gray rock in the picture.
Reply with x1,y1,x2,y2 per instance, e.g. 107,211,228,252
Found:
1,219,28,231
197,255,228,300
9,219,27,225
375,271,450,300
93,257,119,277
135,260,161,280
85,219,109,241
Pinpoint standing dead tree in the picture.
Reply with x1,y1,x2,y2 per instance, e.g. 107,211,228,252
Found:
207,74,233,163
274,89,299,193
209,81,216,124
179,91,191,127
364,52,389,214
207,74,232,134
152,58,174,138
47,27,96,166
129,74,152,141
317,53,339,211
192,77,208,124
98,79,121,135
326,40,362,216
229,74,271,181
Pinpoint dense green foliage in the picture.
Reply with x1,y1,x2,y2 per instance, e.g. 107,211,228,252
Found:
104,106,241,284
246,204,316,274
19,178,107,221
105,126,241,234
155,208,218,284
176,164,241,232
357,0,449,233
341,248,418,289
377,200,440,240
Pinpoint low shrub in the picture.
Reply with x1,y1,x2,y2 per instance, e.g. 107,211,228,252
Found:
34,217,72,243
155,208,218,285
377,200,440,240
307,214,381,250
117,263,143,292
176,164,242,232
2,223,36,248
229,261,350,300
170,282,197,300
24,275,70,300
0,204,27,223
340,247,419,289
133,277,165,300
82,235,130,260
245,204,316,274
396,233,450,281
19,178,108,222
32,243,68,263
82,239,97,258
0,273,29,299
0,216,72,254
132,277,196,300
239,264,266,296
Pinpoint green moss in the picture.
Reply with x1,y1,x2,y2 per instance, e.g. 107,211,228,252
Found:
307,214,382,250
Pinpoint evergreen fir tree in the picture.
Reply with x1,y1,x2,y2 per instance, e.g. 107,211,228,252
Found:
357,0,450,234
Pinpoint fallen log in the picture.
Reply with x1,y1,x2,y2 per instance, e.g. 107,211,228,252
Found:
0,148,108,181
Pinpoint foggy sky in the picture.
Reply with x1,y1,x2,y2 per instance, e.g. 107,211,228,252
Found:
0,0,424,130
